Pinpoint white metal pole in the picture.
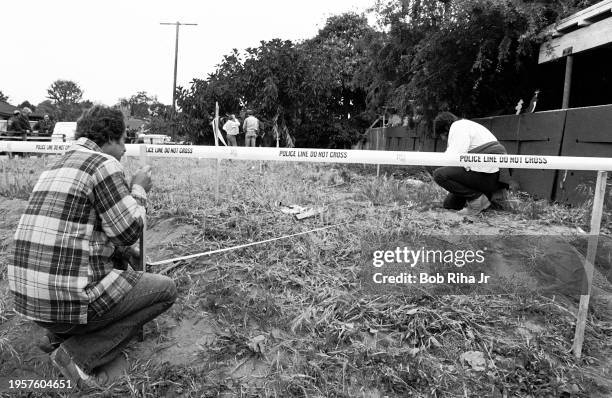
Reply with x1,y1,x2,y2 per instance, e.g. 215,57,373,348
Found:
572,170,607,358
214,102,220,204
138,144,148,341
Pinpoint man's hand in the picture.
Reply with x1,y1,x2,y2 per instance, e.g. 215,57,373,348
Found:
132,165,153,192
111,246,141,270
126,246,141,267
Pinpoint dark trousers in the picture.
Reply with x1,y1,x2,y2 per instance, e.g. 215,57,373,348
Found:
433,167,502,210
35,273,177,374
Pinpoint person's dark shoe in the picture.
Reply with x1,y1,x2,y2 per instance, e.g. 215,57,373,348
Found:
37,334,63,353
490,188,519,211
457,194,491,216
50,347,100,390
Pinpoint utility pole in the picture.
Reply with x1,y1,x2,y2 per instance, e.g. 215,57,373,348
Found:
160,21,197,139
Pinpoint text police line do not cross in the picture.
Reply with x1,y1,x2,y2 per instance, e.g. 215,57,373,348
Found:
3,141,612,171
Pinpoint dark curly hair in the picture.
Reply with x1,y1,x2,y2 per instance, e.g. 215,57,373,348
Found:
433,111,459,138
76,105,125,148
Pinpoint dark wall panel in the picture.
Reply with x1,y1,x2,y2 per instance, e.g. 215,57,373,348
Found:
513,111,566,200
556,105,612,205
473,117,493,131
422,138,437,153
490,115,520,155
369,126,422,151
383,126,409,138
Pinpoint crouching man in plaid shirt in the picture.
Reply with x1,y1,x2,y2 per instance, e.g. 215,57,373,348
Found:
8,105,177,389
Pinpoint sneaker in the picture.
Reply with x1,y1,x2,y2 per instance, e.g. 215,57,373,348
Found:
50,347,100,390
457,194,491,216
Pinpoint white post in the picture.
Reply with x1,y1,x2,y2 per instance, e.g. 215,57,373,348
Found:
214,102,221,204
377,114,385,177
572,170,607,358
138,144,148,342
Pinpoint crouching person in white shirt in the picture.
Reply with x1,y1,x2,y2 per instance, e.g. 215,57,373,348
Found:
433,112,514,215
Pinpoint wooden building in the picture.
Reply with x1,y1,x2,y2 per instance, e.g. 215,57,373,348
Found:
537,0,612,110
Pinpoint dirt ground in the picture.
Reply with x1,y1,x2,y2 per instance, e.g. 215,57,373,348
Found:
0,193,611,397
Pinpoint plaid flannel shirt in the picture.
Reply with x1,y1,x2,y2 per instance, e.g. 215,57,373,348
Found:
9,138,146,324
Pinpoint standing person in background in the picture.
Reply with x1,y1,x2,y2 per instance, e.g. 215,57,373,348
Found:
222,114,240,146
8,105,177,390
432,112,515,215
243,109,259,147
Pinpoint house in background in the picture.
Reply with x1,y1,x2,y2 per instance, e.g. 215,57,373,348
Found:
0,101,44,133
0,102,19,132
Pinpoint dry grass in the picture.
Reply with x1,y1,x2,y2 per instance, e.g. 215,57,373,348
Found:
0,156,46,199
0,156,611,397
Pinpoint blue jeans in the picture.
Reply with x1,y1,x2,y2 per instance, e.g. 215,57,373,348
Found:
35,273,177,374
227,134,238,146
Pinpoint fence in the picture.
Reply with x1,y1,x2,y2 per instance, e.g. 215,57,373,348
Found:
366,104,612,205
0,141,609,358
364,124,442,153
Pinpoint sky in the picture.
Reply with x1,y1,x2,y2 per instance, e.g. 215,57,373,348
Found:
1,0,376,108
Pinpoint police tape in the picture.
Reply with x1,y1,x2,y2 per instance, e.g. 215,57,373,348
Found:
1,141,611,171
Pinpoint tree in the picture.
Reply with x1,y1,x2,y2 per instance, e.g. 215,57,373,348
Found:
47,80,83,106
149,101,172,118
46,80,88,121
176,13,374,148
117,91,158,119
36,100,59,120
296,12,373,147
176,39,307,145
18,101,36,112
130,92,155,119
0,91,8,103
240,39,305,124
365,0,602,121
143,102,177,140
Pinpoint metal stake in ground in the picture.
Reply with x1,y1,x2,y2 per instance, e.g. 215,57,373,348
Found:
377,113,384,177
214,102,221,204
138,144,148,342
572,170,607,358
150,223,347,273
